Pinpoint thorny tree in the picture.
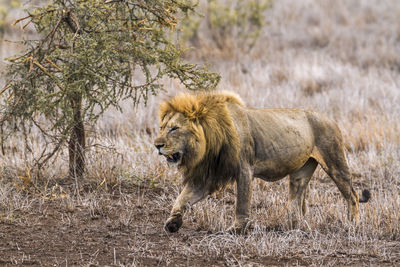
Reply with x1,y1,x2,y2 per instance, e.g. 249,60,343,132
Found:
0,0,220,181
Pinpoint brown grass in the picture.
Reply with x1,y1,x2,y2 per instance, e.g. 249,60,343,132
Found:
1,0,400,265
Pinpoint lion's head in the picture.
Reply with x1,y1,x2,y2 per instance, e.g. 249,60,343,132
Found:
154,91,244,191
154,110,206,168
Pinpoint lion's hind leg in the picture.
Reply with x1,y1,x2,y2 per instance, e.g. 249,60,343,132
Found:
314,144,361,224
288,158,318,227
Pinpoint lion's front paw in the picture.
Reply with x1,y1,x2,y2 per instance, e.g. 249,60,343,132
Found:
165,215,183,233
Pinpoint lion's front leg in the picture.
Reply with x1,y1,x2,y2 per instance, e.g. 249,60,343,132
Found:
229,165,253,234
165,183,208,233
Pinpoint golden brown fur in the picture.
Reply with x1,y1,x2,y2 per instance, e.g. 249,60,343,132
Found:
154,91,370,233
158,92,243,191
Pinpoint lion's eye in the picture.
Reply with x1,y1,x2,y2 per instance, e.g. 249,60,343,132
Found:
169,126,179,132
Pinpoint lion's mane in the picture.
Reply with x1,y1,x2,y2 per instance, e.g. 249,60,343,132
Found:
159,91,243,192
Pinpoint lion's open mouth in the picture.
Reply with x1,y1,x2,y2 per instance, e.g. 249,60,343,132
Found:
165,152,181,163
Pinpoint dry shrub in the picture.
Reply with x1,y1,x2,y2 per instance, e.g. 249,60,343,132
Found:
300,79,330,96
309,26,331,48
342,112,400,153
270,68,289,85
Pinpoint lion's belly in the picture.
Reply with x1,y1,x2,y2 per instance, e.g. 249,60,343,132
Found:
253,155,310,181
248,108,314,181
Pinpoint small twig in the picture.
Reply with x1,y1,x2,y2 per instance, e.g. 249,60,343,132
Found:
105,0,123,4
32,58,65,90
0,124,5,156
12,15,31,26
46,17,64,48
45,58,62,71
0,84,11,97
35,137,66,171
0,92,24,123
64,11,81,35
22,19,33,30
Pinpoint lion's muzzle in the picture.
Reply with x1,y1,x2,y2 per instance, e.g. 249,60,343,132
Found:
155,143,164,154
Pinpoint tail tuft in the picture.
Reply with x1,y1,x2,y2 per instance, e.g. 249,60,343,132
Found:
359,189,371,203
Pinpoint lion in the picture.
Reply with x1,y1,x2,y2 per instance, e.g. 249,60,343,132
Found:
154,91,370,233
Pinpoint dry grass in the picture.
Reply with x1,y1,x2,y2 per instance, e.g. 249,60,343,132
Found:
1,0,400,265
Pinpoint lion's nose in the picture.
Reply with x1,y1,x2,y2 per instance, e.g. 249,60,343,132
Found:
155,144,165,150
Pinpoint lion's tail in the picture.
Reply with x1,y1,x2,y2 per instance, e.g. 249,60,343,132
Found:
359,189,371,203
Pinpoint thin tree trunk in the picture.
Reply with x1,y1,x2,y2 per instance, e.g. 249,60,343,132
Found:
64,11,85,180
68,92,85,180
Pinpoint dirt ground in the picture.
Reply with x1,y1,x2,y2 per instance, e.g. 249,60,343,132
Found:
0,182,288,267
0,179,397,267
